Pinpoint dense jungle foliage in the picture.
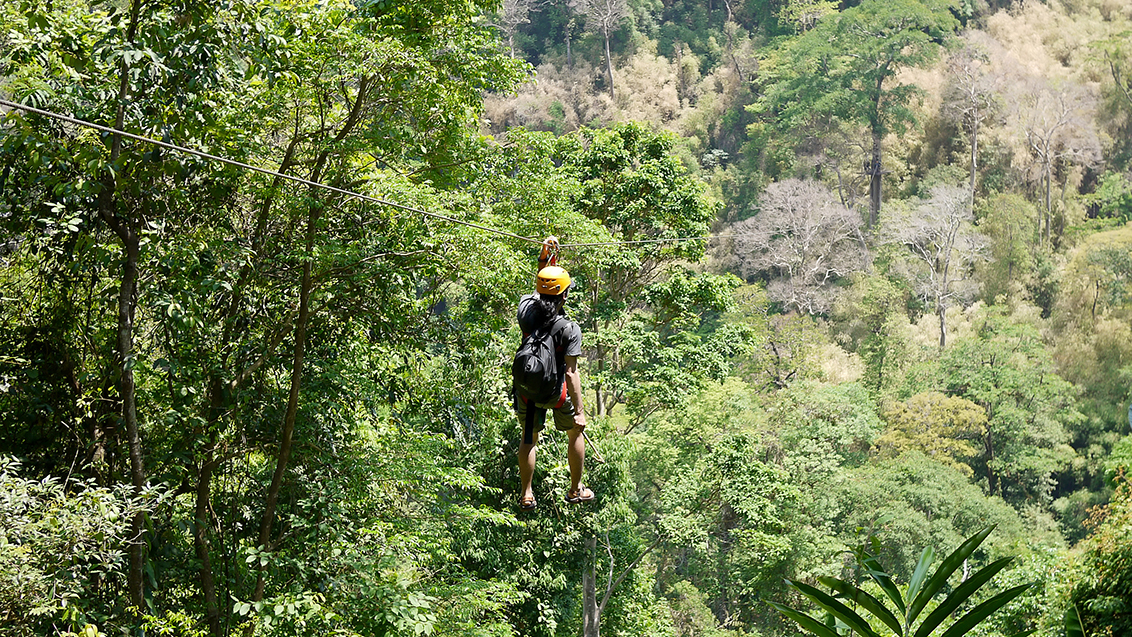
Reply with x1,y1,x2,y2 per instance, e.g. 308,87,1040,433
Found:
1,0,1131,635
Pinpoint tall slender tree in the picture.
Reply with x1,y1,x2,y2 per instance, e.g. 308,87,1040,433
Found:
756,0,959,226
1016,79,1102,245
943,34,1001,211
568,0,628,100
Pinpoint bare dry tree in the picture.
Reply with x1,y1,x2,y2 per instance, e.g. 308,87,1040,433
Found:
884,185,988,348
734,178,869,315
568,0,628,100
943,33,1001,211
1016,79,1102,244
487,0,547,58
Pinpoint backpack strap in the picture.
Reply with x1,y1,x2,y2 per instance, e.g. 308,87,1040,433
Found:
548,315,570,407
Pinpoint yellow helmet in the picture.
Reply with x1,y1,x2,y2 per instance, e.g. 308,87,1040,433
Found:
536,266,571,296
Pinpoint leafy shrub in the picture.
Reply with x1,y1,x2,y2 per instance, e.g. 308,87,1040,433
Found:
0,457,149,636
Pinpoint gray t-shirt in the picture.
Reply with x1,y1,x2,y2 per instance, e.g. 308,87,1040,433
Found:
517,294,582,363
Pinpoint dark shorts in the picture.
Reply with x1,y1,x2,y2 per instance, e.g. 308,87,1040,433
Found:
514,386,577,444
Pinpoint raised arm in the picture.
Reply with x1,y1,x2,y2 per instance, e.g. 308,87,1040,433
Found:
538,235,559,274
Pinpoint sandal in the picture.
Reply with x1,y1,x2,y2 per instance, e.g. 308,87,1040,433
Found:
520,495,538,511
565,486,595,504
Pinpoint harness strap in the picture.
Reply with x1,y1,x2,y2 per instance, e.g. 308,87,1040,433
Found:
553,380,568,409
517,379,568,410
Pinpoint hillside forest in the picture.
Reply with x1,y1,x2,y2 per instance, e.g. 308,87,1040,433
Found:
2,0,1132,635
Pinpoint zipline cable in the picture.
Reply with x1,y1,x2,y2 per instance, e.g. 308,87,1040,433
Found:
0,99,745,250
0,98,543,245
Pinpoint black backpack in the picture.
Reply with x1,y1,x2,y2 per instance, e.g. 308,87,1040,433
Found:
512,316,565,405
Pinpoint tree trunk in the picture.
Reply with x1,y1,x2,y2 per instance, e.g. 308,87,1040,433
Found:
1007,227,1014,284
969,117,978,212
984,424,998,496
566,21,573,67
869,133,882,228
675,42,683,98
195,449,221,637
582,535,600,637
603,28,615,100
1044,162,1052,245
96,184,145,616
723,19,743,83
98,190,145,611
196,131,297,637
98,0,147,613
119,229,147,612
248,202,316,621
938,304,947,349
592,283,605,417
1092,280,1100,320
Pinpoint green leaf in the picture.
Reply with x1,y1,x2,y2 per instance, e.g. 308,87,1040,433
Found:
788,580,882,637
861,553,907,615
1064,604,1085,637
938,583,1033,637
907,547,934,604
818,576,902,636
914,557,1014,637
909,525,995,625
767,602,843,637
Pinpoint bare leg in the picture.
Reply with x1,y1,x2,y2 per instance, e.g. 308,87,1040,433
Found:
566,427,585,492
518,431,539,502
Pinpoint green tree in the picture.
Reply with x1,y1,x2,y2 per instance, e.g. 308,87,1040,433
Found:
730,284,831,392
755,0,959,225
1093,31,1132,167
777,0,837,34
927,309,1078,504
1083,171,1132,225
1047,226,1132,519
632,379,800,635
977,193,1037,304
832,453,1028,581
612,267,746,430
2,0,258,612
2,0,531,635
876,392,986,477
1056,224,1132,324
0,457,152,636
830,273,913,396
770,381,884,490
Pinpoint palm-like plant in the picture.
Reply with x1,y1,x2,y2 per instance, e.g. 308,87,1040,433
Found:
769,526,1032,637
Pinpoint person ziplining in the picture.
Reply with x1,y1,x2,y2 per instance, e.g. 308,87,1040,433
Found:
511,237,594,511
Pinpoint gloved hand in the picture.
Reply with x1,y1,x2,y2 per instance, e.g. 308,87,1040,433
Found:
539,236,560,268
